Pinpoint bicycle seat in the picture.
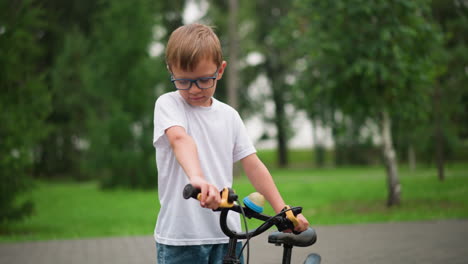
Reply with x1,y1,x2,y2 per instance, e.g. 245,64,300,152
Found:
268,227,317,247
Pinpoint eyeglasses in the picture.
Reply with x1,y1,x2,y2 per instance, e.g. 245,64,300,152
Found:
170,67,220,90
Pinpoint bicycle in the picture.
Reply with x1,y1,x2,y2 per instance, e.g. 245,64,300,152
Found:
183,184,321,264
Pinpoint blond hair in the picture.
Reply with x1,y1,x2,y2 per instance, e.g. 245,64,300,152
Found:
165,23,223,72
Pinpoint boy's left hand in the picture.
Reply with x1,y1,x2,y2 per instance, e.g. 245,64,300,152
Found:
294,214,309,233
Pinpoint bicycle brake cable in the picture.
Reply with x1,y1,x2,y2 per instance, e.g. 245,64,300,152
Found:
238,199,250,264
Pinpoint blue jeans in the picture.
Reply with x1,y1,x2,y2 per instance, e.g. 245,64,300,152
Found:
156,242,244,264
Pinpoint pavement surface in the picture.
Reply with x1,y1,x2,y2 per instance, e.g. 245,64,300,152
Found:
1,219,467,264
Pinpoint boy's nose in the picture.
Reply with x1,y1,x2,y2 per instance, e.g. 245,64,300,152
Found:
189,84,203,93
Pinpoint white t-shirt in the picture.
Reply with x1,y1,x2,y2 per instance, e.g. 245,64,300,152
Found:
153,91,256,245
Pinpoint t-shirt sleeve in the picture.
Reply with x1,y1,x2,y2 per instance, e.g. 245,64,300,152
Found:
153,93,187,148
232,111,256,162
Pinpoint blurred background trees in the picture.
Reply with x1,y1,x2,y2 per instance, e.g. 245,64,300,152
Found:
286,0,445,206
1,0,50,221
1,0,467,219
430,0,468,180
29,0,184,189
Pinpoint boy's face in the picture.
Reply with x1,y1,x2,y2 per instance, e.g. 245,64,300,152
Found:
170,59,226,107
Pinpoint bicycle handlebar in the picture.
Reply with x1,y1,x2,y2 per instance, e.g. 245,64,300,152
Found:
183,184,239,208
182,184,303,240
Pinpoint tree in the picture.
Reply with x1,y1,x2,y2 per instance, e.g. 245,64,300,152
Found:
82,0,161,189
207,1,296,167
33,0,100,180
33,0,185,186
0,0,51,220
36,28,91,180
252,1,296,167
33,0,185,187
2,0,188,193
227,0,240,109
291,0,443,206
430,0,468,180
205,0,257,108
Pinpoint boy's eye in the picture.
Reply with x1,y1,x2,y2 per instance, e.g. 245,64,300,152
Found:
198,79,211,84
177,80,190,85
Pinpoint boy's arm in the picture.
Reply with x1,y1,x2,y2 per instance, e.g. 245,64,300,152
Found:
165,125,221,209
241,153,309,232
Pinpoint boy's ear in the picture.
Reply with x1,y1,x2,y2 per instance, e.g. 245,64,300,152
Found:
217,61,227,79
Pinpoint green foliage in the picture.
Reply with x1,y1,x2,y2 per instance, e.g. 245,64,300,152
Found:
0,0,51,221
392,0,468,166
31,0,185,187
427,0,468,156
82,0,160,189
283,0,446,168
37,28,91,179
292,0,443,119
32,0,101,180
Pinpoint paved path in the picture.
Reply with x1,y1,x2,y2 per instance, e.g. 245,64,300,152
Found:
1,219,467,264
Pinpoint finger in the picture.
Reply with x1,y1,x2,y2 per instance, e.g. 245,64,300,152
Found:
294,225,305,232
212,186,221,204
200,184,208,206
295,215,309,232
212,190,221,209
206,186,221,209
294,223,305,232
204,187,214,207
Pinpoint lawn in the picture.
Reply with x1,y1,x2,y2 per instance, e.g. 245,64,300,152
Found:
1,163,467,242
235,163,468,225
1,182,160,242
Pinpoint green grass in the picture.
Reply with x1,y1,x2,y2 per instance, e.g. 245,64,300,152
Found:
1,163,467,242
1,182,160,242
235,163,468,225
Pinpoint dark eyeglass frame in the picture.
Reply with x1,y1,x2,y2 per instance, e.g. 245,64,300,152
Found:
170,66,220,90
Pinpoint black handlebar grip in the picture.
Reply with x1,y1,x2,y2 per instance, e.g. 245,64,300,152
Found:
227,190,238,203
183,184,201,199
292,206,302,216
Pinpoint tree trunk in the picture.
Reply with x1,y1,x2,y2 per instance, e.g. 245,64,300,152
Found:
311,119,325,167
227,0,239,109
381,110,401,207
266,50,288,168
408,144,416,171
433,83,445,181
273,85,288,167
435,136,445,181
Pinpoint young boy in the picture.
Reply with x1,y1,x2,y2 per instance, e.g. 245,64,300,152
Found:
153,23,309,263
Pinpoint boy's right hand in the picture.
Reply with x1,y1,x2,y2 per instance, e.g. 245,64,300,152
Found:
190,178,221,210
